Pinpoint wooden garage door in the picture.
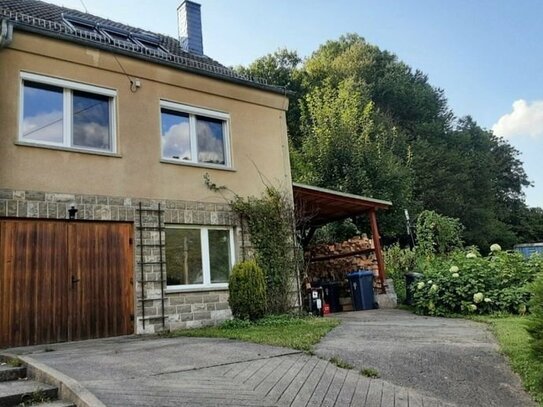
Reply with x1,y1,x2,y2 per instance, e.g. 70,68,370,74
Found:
0,219,134,348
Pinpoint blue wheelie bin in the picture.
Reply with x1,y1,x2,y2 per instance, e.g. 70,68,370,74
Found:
347,270,374,310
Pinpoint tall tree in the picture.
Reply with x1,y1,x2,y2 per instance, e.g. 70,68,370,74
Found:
237,34,540,247
295,78,414,235
234,49,305,147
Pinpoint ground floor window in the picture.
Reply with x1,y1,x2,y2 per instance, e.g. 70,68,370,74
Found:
165,225,235,290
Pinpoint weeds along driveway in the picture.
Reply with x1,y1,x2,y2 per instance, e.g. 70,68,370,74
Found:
315,309,535,407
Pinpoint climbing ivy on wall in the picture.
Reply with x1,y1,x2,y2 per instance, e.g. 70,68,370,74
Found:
230,186,299,314
204,174,299,314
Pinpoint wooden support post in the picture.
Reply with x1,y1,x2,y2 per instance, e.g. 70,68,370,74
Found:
369,209,386,293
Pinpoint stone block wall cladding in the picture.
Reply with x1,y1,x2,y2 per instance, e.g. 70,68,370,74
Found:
0,188,253,334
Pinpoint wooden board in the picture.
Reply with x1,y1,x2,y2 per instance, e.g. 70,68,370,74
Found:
0,219,134,348
68,222,134,342
0,219,69,347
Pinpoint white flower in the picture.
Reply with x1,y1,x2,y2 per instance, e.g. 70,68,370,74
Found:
430,284,439,292
484,298,492,303
473,292,484,304
452,273,460,278
490,243,502,252
468,304,477,312
449,265,459,273
427,280,433,285
466,253,477,259
428,301,435,311
417,282,425,290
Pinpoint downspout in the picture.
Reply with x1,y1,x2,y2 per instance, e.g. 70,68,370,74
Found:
0,19,13,48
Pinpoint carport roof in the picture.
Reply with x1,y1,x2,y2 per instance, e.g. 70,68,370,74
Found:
293,182,392,227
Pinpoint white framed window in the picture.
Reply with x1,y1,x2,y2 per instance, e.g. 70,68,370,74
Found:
19,72,117,153
160,100,231,168
165,225,235,290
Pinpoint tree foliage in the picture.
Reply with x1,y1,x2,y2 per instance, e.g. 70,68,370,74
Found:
237,34,542,248
415,210,464,256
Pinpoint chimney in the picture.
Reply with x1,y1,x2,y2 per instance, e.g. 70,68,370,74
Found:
178,1,203,55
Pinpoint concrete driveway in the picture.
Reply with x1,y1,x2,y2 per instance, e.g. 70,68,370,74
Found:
315,309,535,407
6,309,535,406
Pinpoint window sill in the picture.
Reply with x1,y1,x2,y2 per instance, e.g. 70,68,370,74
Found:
160,159,236,172
15,141,122,158
165,285,229,294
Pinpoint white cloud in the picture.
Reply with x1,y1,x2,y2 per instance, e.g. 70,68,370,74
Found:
492,99,543,139
73,122,110,149
162,121,191,160
23,111,64,143
196,121,224,164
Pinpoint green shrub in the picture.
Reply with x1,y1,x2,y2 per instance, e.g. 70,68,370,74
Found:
230,187,299,314
228,260,267,320
527,272,543,363
384,244,419,304
415,210,464,256
413,247,542,316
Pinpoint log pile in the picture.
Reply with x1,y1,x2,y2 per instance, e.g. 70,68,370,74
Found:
305,234,379,282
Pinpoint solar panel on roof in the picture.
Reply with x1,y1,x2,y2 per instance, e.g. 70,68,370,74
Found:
132,32,168,54
62,13,97,33
0,0,277,90
132,32,160,45
100,25,131,43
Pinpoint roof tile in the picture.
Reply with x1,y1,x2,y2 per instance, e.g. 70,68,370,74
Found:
0,0,285,94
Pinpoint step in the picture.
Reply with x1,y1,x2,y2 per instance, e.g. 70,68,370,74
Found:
28,401,76,407
0,365,26,382
0,379,57,407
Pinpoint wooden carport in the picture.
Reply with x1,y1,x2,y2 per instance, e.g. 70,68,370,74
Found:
293,183,392,292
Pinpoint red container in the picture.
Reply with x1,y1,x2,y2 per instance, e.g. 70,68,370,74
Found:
323,303,331,315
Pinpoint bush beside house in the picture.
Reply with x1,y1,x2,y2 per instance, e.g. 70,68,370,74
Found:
228,261,267,321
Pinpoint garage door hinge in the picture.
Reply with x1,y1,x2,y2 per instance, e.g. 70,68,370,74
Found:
130,314,134,321
129,238,133,245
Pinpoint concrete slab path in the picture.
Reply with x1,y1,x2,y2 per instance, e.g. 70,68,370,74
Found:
315,309,536,407
8,334,451,406
5,309,534,406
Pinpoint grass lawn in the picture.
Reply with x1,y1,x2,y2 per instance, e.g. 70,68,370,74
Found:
476,315,543,406
163,315,340,352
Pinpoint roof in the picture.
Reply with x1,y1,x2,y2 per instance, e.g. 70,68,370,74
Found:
0,0,287,95
293,182,392,227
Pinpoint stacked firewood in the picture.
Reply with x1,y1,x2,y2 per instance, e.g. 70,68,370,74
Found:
305,235,379,282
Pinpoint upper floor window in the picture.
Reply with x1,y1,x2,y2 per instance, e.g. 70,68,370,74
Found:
160,100,231,168
20,72,116,153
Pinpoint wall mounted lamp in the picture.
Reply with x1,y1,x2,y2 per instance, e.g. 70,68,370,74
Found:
68,203,78,220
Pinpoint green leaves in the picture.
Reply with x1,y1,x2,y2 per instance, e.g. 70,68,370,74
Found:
527,274,543,363
230,187,298,315
238,33,541,246
228,260,267,321
415,210,464,256
412,250,542,317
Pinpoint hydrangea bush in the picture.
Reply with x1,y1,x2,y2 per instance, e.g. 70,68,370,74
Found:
413,247,543,316
527,273,543,362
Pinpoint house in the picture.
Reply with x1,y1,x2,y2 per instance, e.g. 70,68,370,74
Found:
0,0,292,347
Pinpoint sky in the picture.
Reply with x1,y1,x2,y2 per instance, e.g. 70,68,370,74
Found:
44,0,543,208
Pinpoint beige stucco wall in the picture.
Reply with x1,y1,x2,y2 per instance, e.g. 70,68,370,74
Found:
0,31,292,202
